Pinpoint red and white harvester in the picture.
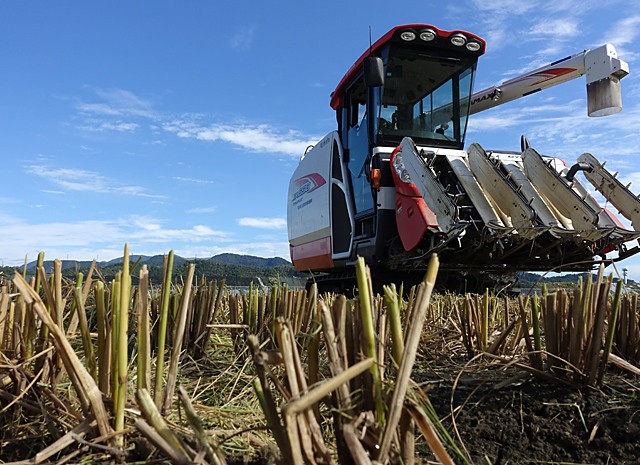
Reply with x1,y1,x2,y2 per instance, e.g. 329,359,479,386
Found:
287,24,635,291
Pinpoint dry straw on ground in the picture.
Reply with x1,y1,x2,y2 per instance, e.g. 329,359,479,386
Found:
1,248,639,464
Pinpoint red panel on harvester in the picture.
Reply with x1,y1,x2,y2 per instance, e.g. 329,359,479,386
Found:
290,236,334,271
395,194,437,251
390,146,439,251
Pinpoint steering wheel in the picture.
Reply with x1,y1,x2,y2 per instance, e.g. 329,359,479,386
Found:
379,118,392,130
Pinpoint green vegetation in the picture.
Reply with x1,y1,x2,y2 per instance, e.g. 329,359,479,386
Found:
10,253,308,287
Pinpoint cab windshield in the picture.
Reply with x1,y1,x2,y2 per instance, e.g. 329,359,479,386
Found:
376,46,476,148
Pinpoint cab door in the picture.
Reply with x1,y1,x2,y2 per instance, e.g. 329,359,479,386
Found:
328,134,353,258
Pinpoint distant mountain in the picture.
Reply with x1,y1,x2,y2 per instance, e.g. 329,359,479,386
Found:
209,253,291,268
25,259,96,273
23,255,175,273
24,253,289,272
12,252,303,287
517,271,594,285
102,254,188,268
516,271,636,288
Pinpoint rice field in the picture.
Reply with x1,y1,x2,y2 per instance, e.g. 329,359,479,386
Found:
1,247,639,464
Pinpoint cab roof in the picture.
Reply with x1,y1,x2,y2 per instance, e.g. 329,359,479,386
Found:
329,24,486,110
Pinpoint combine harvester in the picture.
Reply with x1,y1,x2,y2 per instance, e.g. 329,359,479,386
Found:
287,24,636,292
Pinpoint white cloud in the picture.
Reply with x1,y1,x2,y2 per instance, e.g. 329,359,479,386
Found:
77,87,157,119
0,217,290,267
603,15,640,60
77,121,140,132
172,176,214,184
604,15,640,46
73,87,159,135
238,217,287,229
469,0,536,46
0,214,231,266
471,0,534,16
529,19,579,38
0,219,124,266
543,0,590,13
27,165,109,192
468,94,640,164
468,99,584,134
71,87,320,157
163,120,319,157
469,0,592,52
230,26,256,50
186,206,217,214
26,164,163,198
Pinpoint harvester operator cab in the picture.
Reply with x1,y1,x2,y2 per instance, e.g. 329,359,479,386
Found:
329,25,486,222
369,40,480,149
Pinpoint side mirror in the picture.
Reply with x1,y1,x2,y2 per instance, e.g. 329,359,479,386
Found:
364,56,384,88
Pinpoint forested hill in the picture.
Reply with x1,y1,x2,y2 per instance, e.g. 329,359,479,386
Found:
2,253,306,287
207,253,290,268
516,271,636,290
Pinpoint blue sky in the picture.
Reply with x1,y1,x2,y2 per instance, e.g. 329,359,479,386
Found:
2,1,640,278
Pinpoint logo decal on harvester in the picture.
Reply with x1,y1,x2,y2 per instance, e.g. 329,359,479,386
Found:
292,173,326,202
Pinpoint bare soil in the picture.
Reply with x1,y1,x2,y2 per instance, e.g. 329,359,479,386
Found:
425,365,640,464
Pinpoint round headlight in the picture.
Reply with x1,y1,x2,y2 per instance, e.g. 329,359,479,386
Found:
420,29,437,41
400,31,416,41
393,153,412,183
466,41,481,51
394,154,404,169
450,34,467,47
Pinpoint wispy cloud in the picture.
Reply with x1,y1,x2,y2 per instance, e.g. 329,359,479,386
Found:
72,87,159,135
0,217,126,265
186,206,217,214
230,25,256,50
471,0,534,14
529,18,579,38
25,164,163,198
468,99,584,133
127,215,228,242
603,14,640,46
470,100,640,162
71,88,318,157
163,120,318,157
469,0,589,52
0,213,286,266
77,87,158,119
77,120,140,132
238,217,286,229
470,0,536,45
172,176,214,184
602,15,640,60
